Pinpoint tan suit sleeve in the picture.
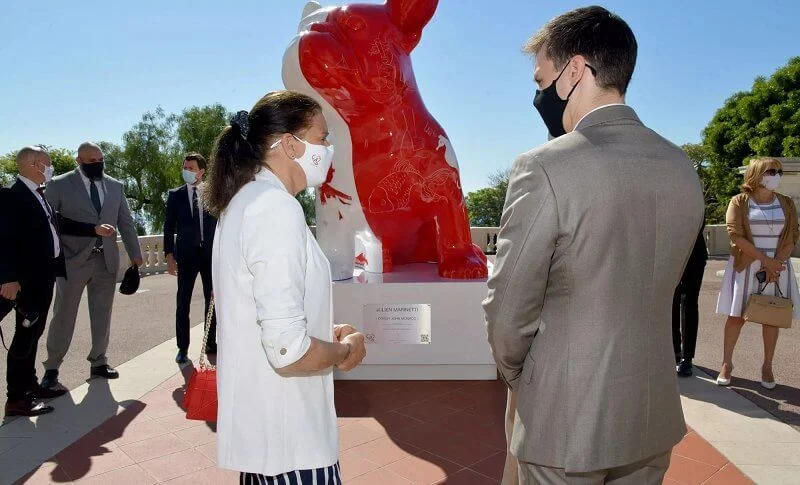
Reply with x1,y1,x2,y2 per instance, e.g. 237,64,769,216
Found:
483,155,558,389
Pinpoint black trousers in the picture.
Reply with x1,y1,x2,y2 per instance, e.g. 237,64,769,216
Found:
6,276,55,400
176,247,215,353
672,263,705,361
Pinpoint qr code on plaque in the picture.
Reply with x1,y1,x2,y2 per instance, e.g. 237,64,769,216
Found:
420,334,430,343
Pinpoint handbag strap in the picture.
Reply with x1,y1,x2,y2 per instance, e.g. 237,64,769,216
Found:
758,280,785,298
199,297,215,371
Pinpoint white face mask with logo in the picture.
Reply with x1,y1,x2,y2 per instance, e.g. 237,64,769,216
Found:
271,135,335,188
762,174,781,191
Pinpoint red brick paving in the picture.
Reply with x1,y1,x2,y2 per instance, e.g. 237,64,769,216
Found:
15,377,752,484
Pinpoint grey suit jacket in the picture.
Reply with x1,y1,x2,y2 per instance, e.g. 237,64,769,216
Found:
484,105,704,473
45,168,142,274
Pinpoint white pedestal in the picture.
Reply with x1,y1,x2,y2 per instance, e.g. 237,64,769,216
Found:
332,263,497,380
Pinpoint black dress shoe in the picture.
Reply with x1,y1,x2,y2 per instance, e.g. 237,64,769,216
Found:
176,351,188,364
677,359,693,377
5,398,54,417
90,365,119,379
41,369,60,389
30,385,68,400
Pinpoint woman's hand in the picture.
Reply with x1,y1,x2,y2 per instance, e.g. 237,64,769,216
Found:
767,270,781,284
334,324,358,342
337,332,366,371
762,258,786,275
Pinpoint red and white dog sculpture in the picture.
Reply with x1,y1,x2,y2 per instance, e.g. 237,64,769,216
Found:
283,0,487,280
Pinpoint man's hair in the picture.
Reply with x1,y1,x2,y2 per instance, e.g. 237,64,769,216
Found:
78,141,101,152
524,6,638,95
77,141,102,160
184,152,207,170
16,145,46,165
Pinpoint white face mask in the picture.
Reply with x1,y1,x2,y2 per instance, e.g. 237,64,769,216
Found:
182,169,198,185
762,174,781,191
42,164,54,183
271,135,335,188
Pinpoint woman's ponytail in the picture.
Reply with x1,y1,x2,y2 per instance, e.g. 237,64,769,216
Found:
204,91,321,217
205,122,259,217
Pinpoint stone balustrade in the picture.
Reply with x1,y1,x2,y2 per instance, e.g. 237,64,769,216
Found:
115,224,798,281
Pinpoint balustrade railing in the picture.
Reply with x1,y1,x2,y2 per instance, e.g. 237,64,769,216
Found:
116,224,787,281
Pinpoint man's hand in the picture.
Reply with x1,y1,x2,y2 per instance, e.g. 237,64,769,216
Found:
166,254,177,276
131,257,144,268
334,324,358,342
94,224,116,237
0,282,21,301
337,332,367,371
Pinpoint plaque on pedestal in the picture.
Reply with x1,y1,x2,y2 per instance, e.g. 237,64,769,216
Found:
333,264,496,380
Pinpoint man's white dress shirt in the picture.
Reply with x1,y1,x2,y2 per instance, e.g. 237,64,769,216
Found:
186,183,205,242
19,175,59,257
77,167,106,206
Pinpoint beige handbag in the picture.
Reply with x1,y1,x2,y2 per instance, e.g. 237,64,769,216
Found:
744,277,793,329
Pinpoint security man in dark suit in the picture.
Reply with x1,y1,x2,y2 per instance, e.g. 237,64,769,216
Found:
0,146,115,416
164,153,217,364
673,225,709,377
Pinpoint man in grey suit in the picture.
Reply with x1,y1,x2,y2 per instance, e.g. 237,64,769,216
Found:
41,142,143,388
484,7,704,484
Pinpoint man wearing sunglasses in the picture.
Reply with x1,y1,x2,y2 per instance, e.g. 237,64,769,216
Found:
484,6,705,484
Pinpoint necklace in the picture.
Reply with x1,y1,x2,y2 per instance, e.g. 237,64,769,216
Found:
754,197,777,235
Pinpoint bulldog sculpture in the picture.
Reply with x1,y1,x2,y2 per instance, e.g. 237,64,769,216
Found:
283,0,487,280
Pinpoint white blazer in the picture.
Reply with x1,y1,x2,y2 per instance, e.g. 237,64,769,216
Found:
212,169,338,475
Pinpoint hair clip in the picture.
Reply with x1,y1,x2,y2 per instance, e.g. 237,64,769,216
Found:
230,111,250,140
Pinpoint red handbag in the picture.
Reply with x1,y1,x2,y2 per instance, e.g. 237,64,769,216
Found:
183,298,218,421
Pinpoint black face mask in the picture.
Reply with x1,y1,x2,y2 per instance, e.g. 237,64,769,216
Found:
533,62,594,138
81,162,105,180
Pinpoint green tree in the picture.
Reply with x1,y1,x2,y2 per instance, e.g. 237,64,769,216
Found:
105,108,182,234
702,56,800,223
0,151,17,186
176,104,229,160
465,168,510,226
682,143,716,222
296,188,316,225
47,147,78,176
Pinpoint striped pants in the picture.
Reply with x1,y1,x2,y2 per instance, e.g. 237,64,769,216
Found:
240,462,342,485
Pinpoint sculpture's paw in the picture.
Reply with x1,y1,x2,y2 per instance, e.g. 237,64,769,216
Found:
439,244,488,280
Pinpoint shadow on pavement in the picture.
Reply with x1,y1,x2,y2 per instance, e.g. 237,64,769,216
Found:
696,365,800,429
14,378,145,483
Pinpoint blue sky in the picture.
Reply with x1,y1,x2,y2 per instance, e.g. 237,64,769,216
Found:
1,0,798,192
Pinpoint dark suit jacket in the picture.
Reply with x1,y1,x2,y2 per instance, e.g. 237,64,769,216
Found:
163,185,217,263
0,179,97,309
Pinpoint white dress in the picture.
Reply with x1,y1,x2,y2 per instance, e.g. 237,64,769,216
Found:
716,196,800,319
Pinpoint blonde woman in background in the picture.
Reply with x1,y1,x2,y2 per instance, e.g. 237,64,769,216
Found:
716,157,800,389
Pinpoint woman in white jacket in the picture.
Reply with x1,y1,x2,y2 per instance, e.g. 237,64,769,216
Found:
205,91,367,484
